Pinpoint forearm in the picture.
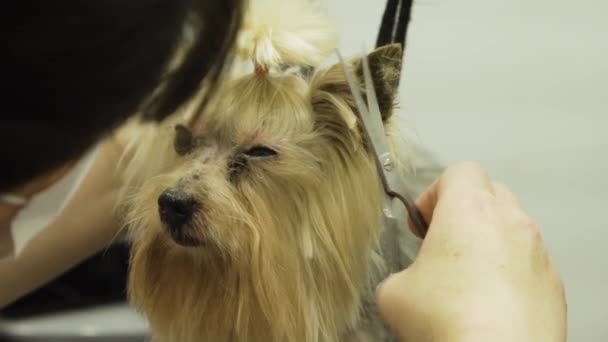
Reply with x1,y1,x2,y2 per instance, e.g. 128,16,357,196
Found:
0,193,121,308
0,134,128,308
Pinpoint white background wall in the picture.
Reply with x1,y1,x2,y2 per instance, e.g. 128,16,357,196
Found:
322,0,608,341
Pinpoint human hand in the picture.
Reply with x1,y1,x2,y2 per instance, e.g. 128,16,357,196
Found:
377,162,567,342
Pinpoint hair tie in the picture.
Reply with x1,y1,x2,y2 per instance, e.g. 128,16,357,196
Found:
254,64,269,75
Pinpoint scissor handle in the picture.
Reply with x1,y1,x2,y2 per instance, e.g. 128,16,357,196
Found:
390,190,428,238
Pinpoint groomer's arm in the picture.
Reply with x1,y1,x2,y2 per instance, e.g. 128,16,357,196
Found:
0,129,130,309
377,162,567,342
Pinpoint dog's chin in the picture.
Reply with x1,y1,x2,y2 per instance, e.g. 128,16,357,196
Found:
164,226,204,248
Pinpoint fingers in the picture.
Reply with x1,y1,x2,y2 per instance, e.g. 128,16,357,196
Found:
437,162,495,199
492,182,522,208
408,162,494,237
408,162,526,240
412,178,438,228
417,162,493,215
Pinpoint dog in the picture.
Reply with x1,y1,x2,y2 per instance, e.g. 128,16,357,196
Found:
118,1,420,341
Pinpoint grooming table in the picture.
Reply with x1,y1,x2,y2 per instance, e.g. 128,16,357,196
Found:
0,303,149,342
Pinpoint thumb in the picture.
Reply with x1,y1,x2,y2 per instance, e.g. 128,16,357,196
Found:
376,270,417,340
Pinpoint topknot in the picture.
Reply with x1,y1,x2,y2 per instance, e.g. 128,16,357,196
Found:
236,0,338,72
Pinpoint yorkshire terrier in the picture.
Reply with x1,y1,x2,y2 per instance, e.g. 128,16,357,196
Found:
118,1,420,341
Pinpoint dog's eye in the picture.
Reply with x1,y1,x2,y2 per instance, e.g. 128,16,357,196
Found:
229,146,276,182
174,124,194,156
244,146,277,158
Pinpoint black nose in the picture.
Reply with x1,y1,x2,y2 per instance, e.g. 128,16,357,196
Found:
158,189,199,232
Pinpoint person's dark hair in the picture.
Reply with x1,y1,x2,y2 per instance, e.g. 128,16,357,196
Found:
1,0,244,191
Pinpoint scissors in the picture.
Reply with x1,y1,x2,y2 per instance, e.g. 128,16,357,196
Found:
336,51,429,238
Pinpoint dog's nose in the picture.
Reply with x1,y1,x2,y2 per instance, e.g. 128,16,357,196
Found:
158,189,198,232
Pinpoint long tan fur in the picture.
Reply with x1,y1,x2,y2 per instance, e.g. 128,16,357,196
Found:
118,1,417,341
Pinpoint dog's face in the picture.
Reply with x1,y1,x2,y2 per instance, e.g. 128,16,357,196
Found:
125,44,404,341
155,75,330,256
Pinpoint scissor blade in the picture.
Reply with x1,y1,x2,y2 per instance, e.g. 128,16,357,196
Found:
335,52,373,133
361,56,429,236
336,50,428,237
360,55,394,171
336,52,392,189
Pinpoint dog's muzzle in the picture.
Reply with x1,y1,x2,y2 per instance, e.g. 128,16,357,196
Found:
158,189,201,246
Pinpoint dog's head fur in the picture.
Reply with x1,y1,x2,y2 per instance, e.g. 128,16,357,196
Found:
120,43,405,342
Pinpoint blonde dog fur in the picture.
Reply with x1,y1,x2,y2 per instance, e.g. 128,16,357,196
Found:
118,1,419,341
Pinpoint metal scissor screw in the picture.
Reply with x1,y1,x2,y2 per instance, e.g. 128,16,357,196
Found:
382,155,394,171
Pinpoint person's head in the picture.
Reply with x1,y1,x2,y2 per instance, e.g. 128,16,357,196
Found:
1,0,244,194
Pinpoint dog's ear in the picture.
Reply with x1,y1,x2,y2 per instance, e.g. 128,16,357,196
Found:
310,43,403,127
355,43,403,121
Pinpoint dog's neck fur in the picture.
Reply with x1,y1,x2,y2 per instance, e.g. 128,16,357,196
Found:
125,131,416,342
128,192,415,342
347,203,419,342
